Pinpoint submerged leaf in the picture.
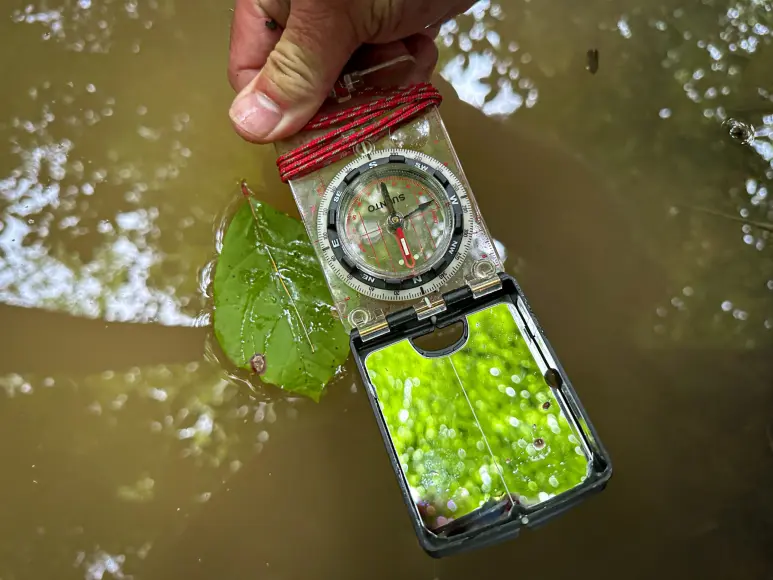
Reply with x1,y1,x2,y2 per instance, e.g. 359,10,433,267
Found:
213,198,350,401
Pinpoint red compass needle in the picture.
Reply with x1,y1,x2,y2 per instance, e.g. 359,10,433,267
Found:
395,226,416,269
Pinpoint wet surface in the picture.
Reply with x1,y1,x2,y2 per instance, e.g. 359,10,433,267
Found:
1,1,772,579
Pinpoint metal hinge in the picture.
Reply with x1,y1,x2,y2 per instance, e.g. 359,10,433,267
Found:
355,275,502,342
357,314,390,342
413,293,447,320
467,274,502,299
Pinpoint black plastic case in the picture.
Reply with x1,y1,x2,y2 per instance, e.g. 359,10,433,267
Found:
351,273,612,557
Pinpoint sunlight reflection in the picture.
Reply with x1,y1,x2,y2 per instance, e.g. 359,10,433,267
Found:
438,1,535,118
606,0,773,347
0,81,203,325
11,0,173,53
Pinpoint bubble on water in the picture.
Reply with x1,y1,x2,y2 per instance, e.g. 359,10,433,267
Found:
724,118,756,144
489,367,501,377
533,438,545,450
257,430,269,443
721,301,733,312
505,387,516,397
447,500,458,512
511,374,522,384
148,388,167,401
549,475,559,488
508,416,520,427
398,409,409,423
458,448,466,459
538,492,551,502
520,390,530,399
659,108,672,119
574,446,584,456
476,440,485,451
498,384,506,393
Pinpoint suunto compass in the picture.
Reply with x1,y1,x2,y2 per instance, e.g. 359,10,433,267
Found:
316,148,473,302
275,92,611,558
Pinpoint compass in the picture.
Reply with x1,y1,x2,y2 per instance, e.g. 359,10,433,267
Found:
317,148,474,302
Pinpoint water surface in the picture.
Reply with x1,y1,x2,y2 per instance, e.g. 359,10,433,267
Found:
1,1,772,579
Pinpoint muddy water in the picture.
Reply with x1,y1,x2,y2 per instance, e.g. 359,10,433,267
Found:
1,1,772,579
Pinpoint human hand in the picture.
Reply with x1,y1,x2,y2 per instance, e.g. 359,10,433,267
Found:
227,0,474,144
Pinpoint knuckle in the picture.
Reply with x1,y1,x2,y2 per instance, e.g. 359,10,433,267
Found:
255,0,289,24
359,0,404,39
264,41,320,100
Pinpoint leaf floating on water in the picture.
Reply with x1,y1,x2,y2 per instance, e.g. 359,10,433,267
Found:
213,192,350,402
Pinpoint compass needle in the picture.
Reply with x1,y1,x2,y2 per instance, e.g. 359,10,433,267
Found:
380,181,397,216
403,200,435,221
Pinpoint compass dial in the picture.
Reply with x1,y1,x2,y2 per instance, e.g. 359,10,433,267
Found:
317,149,473,302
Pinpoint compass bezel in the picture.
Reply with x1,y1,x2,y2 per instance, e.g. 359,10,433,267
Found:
317,148,474,302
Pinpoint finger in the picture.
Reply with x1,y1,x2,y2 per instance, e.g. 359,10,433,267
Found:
350,36,439,87
227,0,287,93
228,2,360,144
403,34,440,83
422,0,477,39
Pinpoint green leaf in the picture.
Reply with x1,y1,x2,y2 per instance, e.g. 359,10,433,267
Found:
213,197,350,402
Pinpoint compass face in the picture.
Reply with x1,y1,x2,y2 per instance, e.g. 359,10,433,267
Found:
317,149,473,302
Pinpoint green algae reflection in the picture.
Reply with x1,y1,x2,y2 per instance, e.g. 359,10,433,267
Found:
364,303,590,530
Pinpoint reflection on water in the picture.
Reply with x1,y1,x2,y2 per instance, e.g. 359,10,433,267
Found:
1,0,772,579
439,3,539,116
12,0,175,54
0,359,309,578
0,77,205,325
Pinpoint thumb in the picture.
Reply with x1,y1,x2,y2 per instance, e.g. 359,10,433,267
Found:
228,7,359,144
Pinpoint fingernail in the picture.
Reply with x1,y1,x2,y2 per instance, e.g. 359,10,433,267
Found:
229,91,282,140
